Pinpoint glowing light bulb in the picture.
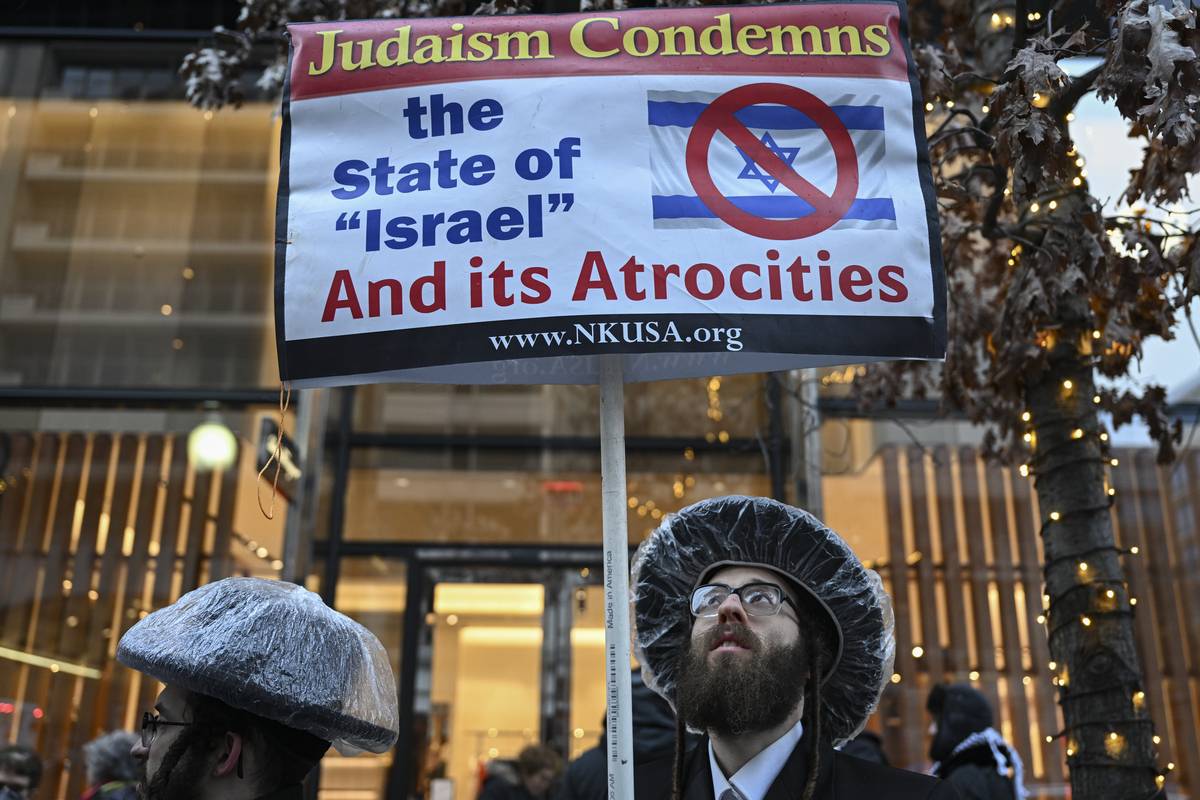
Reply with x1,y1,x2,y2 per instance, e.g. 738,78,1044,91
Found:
187,420,238,472
1050,511,1061,521
1062,379,1073,390
1021,411,1032,422
1078,562,1088,572
1081,615,1092,626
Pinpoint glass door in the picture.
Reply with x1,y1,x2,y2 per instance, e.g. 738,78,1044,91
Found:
409,564,593,800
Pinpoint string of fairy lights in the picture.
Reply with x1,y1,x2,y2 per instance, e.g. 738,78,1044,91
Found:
1012,360,1172,794
628,376,726,535
920,19,1177,792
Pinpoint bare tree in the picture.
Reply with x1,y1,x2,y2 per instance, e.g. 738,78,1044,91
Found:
182,0,1199,796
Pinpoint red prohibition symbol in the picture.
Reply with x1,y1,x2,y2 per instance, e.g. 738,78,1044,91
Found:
685,83,860,240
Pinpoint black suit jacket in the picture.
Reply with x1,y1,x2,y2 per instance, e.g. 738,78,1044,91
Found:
635,736,961,800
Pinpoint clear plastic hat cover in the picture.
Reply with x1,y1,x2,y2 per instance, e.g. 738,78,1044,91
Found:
631,495,895,746
117,577,399,754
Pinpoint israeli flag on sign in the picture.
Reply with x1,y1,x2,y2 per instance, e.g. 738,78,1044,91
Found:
647,90,897,231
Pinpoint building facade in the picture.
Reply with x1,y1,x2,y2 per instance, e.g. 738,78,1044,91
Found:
1,8,1198,800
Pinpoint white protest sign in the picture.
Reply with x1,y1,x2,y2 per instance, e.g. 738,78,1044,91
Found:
277,1,944,387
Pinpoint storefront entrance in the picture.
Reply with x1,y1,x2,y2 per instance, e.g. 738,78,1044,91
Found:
319,547,609,800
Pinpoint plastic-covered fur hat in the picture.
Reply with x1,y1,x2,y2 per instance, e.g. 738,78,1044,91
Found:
118,577,398,755
631,495,895,746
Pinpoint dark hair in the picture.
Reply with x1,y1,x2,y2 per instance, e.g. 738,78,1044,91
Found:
790,583,837,800
185,692,331,790
0,745,42,790
515,744,562,779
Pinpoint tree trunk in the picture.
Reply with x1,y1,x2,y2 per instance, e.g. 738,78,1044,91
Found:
1026,337,1161,798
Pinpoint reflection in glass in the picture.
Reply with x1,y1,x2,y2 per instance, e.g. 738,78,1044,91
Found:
0,91,278,388
350,375,766,439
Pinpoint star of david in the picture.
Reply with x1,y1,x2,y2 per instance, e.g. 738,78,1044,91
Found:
735,132,800,193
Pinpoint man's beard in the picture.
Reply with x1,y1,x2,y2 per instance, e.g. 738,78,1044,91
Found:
674,623,809,736
137,729,214,800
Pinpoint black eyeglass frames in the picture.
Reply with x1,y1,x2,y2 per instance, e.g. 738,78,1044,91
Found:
690,581,797,617
141,711,192,748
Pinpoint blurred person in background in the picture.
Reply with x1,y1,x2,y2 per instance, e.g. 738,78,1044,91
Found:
839,731,889,767
556,669,687,800
927,684,1025,800
478,745,563,800
81,731,139,800
116,577,400,800
0,745,41,800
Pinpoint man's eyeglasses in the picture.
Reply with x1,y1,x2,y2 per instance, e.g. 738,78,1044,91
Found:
141,711,192,747
690,582,797,618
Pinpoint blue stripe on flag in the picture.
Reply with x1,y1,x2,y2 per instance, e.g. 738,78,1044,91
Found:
651,195,897,221
647,102,885,130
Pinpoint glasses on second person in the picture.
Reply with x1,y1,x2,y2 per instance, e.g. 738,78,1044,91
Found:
690,582,797,617
140,711,192,748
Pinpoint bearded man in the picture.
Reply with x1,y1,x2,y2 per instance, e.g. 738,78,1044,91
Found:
117,577,399,800
631,496,960,800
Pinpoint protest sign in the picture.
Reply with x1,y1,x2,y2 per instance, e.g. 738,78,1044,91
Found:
276,1,944,387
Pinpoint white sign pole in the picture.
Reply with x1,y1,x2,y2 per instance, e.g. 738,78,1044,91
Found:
599,354,636,800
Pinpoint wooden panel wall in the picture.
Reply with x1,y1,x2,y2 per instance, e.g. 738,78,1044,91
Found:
876,445,1196,798
0,430,239,800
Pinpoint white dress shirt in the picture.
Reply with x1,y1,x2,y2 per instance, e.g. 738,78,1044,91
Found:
708,719,806,800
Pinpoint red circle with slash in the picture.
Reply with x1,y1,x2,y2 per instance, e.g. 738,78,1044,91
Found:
685,83,859,240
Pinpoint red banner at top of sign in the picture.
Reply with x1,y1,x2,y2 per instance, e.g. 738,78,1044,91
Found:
287,3,907,101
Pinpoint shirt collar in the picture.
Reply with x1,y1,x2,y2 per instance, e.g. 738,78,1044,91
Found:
708,718,805,800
